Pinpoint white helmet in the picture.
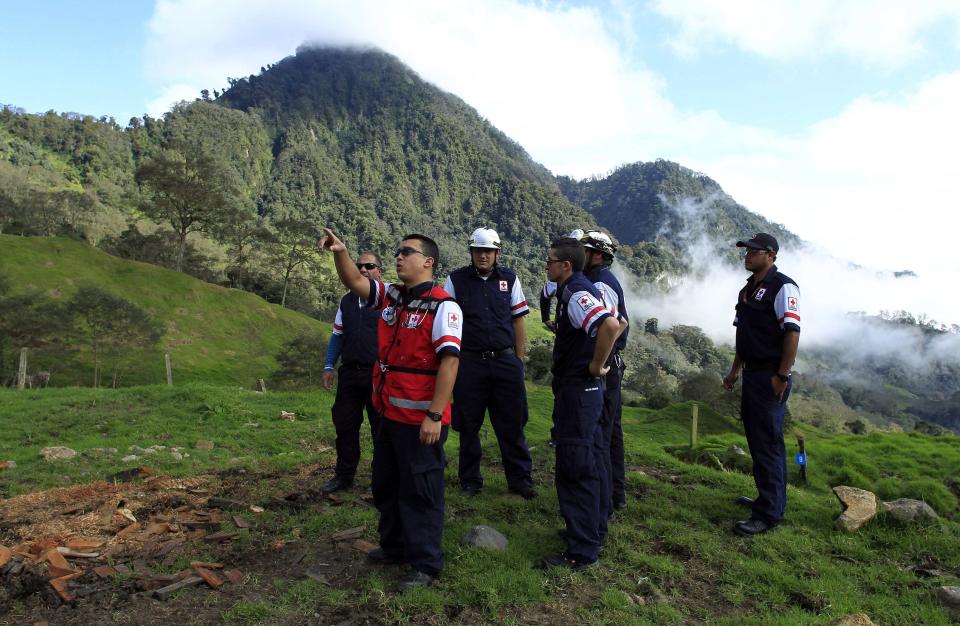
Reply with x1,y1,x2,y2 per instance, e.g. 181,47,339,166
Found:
567,228,586,240
582,231,616,256
469,227,501,249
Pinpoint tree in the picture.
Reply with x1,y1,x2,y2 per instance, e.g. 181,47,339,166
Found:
135,144,240,271
0,276,71,385
266,219,323,308
66,287,164,387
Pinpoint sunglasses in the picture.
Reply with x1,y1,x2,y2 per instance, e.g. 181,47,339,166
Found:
356,262,381,270
394,246,426,258
743,248,769,256
545,258,564,265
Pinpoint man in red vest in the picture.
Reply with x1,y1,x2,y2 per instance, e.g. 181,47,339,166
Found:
318,227,462,591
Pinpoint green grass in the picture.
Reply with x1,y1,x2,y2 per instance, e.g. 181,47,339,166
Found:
0,235,327,386
1,383,958,624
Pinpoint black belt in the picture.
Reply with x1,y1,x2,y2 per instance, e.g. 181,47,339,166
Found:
744,360,779,372
463,347,515,360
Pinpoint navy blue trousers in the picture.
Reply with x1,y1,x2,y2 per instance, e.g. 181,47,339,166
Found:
552,378,607,563
331,364,380,480
372,418,447,577
741,369,792,525
453,353,533,491
600,361,626,514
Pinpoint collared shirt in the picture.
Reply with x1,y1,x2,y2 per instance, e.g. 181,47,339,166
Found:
734,264,801,365
445,265,528,351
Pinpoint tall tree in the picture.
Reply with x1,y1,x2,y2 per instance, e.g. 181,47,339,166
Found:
135,144,240,271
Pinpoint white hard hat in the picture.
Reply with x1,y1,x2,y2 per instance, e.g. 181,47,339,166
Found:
568,228,585,240
469,227,501,249
582,231,616,256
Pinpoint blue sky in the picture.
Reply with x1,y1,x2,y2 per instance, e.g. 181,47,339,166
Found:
3,0,960,327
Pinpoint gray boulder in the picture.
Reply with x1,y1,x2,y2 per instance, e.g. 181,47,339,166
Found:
881,499,939,524
40,446,77,461
462,525,508,550
937,586,960,620
833,486,877,532
830,615,876,626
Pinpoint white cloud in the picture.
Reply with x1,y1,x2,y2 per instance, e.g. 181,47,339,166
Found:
145,83,200,118
650,0,960,66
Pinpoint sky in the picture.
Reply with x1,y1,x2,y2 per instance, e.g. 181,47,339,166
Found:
3,0,960,328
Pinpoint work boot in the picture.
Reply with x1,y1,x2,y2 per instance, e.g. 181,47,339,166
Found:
398,569,435,591
366,548,402,565
733,518,777,536
460,483,482,497
508,485,538,500
320,476,353,494
734,495,754,507
541,553,597,570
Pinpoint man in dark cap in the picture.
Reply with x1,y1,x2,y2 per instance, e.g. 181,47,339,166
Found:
723,233,800,536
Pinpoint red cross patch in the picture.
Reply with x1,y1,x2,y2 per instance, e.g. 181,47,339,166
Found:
499,280,508,291
578,295,593,311
788,297,798,311
447,312,459,329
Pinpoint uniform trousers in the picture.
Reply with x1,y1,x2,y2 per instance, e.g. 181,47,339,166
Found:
600,359,626,514
741,369,792,525
331,364,380,481
551,377,607,563
453,352,533,491
372,418,448,577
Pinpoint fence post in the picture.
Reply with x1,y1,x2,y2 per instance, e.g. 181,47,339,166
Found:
690,402,699,447
16,348,28,390
164,352,173,386
257,378,267,393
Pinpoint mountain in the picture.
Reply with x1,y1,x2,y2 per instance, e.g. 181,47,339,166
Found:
558,160,800,271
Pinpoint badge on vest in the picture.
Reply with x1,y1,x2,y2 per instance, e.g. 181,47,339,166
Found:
499,280,508,291
382,306,397,325
404,313,422,329
754,288,766,300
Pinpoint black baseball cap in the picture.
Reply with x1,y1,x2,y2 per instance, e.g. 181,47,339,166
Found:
736,233,779,252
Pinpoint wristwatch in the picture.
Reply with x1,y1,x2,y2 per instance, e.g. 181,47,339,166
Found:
775,372,790,382
426,410,443,423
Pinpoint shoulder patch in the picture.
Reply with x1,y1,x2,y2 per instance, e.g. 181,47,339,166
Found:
447,311,460,329
578,294,593,311
788,296,798,311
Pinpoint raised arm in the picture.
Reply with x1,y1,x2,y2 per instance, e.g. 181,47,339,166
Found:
317,227,370,300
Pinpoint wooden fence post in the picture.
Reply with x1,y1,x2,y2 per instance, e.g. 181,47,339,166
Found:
16,348,28,390
690,402,699,447
164,352,173,386
257,378,267,393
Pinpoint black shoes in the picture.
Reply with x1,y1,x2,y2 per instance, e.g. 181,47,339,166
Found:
541,553,598,570
613,500,627,511
460,483,482,497
320,476,354,494
366,548,402,565
509,485,538,500
734,518,777,536
735,495,755,507
398,569,435,591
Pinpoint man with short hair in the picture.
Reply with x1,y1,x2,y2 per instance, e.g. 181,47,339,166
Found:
445,227,535,499
318,251,383,495
581,231,630,515
318,228,462,590
723,233,800,536
541,237,622,570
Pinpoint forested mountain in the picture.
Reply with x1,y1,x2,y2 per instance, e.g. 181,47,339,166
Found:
558,160,799,270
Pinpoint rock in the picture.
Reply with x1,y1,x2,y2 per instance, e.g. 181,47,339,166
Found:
937,586,960,620
170,452,183,461
41,446,77,461
0,460,14,470
195,440,214,450
830,614,876,626
279,411,297,421
833,486,877,532
728,445,746,456
121,455,140,463
462,525,508,550
84,447,118,457
881,499,939,524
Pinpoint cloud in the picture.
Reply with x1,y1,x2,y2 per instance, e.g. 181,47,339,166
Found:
650,0,960,66
145,83,201,118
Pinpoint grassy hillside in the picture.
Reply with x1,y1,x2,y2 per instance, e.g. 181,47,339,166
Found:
0,235,328,386
0,384,957,624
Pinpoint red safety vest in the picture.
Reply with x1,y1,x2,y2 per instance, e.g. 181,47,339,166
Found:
373,283,456,426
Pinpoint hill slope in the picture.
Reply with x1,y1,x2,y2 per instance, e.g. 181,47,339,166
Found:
0,235,326,386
